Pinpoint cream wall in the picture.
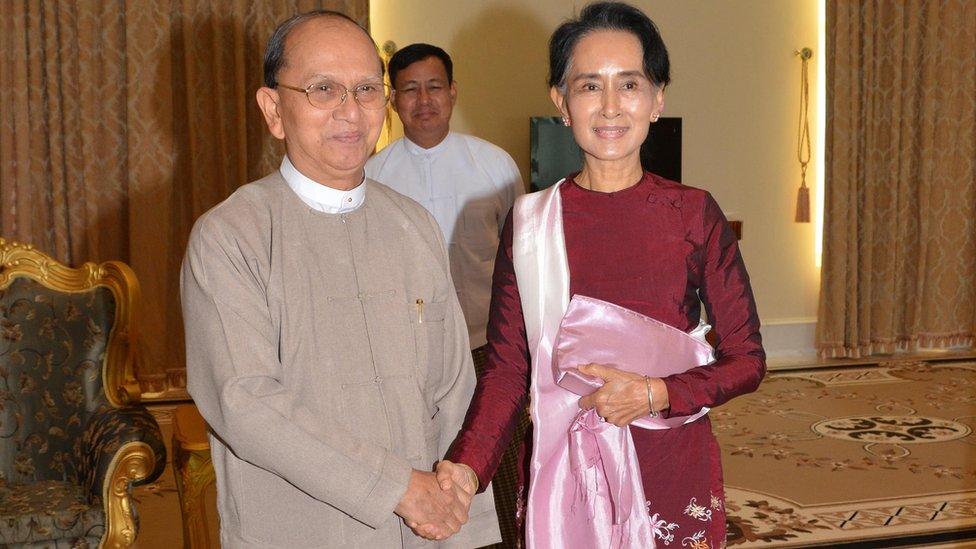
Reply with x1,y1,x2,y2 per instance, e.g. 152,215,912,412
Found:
371,0,821,353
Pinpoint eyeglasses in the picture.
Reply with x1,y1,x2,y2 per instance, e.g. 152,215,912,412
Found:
277,80,391,110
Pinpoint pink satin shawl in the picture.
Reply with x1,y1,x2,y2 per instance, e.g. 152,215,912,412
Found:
512,181,714,549
554,294,713,430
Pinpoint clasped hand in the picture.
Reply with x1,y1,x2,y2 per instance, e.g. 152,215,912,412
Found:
395,461,479,541
577,363,669,426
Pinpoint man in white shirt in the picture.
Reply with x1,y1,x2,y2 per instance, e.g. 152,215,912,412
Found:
365,43,525,546
366,43,523,352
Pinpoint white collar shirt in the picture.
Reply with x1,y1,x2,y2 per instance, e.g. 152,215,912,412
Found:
280,155,366,214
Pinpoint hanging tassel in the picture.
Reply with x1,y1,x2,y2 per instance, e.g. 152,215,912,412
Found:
794,48,813,223
795,181,810,222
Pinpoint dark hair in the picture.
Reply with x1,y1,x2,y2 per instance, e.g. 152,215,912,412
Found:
263,10,379,88
388,43,454,88
548,1,670,89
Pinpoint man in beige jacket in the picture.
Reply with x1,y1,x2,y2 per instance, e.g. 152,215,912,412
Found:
180,10,499,548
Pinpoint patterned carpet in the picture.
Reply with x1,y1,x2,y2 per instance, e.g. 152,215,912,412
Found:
717,360,976,547
132,360,976,547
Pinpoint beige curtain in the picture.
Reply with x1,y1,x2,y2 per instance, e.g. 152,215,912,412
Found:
1,0,369,396
817,0,976,358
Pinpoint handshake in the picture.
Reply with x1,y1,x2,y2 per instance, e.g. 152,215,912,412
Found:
394,460,480,541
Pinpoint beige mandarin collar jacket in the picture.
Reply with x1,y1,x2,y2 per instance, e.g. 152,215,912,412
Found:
181,171,499,548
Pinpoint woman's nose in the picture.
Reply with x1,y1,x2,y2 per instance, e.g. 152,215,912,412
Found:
601,89,620,118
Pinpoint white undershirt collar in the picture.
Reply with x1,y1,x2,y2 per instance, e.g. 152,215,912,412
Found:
279,155,365,214
403,133,452,157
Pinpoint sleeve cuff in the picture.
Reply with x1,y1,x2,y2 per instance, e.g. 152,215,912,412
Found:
472,462,493,495
349,452,412,528
661,376,699,418
447,441,493,495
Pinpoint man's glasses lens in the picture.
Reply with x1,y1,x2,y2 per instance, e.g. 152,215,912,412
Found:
306,82,389,110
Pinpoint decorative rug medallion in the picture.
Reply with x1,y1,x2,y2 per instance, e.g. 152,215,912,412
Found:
811,415,971,444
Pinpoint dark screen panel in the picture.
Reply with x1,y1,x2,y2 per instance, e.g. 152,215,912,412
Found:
530,116,681,190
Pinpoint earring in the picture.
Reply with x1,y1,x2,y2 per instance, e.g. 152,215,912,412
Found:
651,113,660,122
562,117,570,126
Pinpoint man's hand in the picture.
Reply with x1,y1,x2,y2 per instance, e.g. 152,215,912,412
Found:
395,469,469,540
577,363,669,426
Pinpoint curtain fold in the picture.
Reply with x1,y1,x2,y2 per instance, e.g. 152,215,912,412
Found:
818,0,976,358
1,0,369,395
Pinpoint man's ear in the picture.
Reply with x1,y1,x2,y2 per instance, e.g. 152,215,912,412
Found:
449,81,458,106
390,89,400,114
256,87,286,140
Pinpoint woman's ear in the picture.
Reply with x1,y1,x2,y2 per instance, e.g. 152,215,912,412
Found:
550,86,569,123
653,86,665,120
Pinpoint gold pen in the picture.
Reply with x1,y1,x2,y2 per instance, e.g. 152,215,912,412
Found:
415,298,424,323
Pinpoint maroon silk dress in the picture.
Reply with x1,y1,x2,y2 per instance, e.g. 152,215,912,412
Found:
448,173,765,549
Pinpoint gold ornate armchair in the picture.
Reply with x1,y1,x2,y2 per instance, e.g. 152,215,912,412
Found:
0,239,166,548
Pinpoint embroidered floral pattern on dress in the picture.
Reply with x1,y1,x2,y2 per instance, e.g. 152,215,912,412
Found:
684,497,713,522
710,493,723,511
647,501,679,546
681,530,709,548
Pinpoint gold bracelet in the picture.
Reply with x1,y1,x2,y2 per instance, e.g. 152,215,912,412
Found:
645,376,658,418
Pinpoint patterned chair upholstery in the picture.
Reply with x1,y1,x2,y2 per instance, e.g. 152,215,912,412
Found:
0,239,166,548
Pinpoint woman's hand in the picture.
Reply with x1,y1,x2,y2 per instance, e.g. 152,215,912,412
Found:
577,364,669,426
435,460,479,497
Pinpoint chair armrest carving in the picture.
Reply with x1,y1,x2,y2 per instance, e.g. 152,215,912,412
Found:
80,407,166,548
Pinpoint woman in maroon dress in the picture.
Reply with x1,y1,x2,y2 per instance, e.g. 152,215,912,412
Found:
437,3,765,547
